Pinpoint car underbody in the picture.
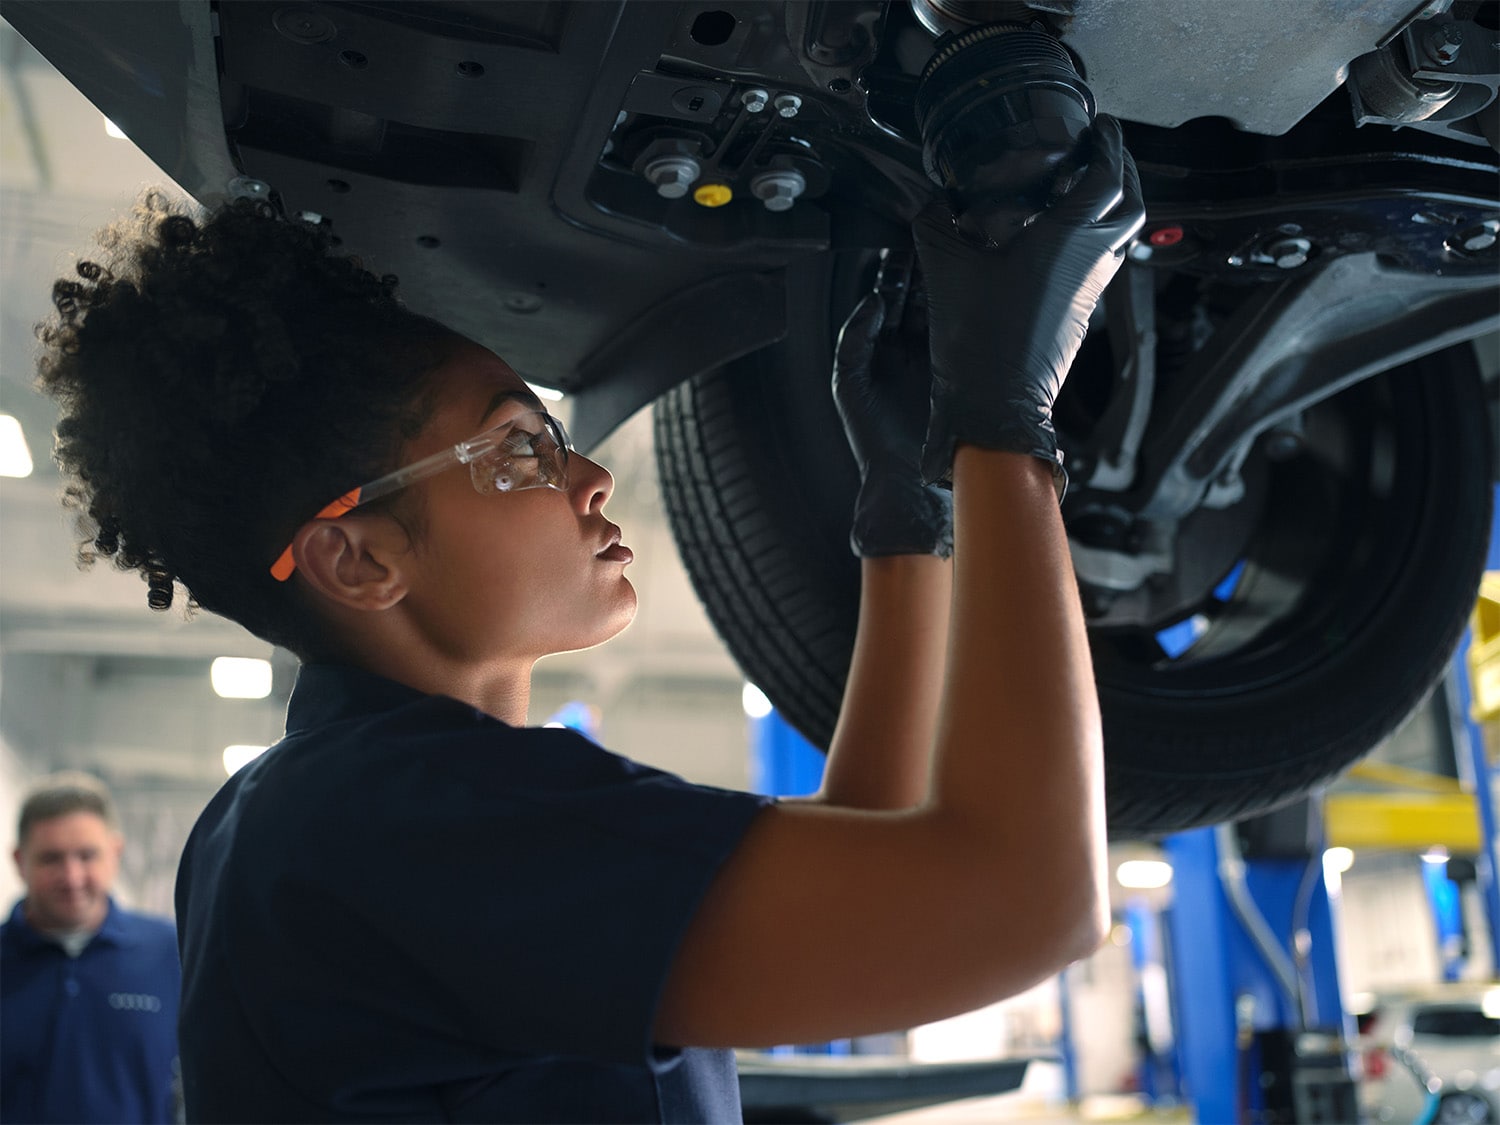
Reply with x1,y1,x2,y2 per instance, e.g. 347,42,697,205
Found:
7,0,1497,831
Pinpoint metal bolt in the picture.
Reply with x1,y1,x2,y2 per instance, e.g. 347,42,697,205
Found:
1226,254,1245,267
749,169,806,212
642,154,701,199
773,93,802,118
1453,219,1500,252
1425,22,1464,65
741,88,769,113
1267,237,1312,268
228,176,271,200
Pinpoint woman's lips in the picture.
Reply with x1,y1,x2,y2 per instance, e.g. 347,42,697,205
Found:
596,524,633,563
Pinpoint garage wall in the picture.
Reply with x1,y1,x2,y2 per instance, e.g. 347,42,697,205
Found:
1336,850,1494,992
0,734,33,909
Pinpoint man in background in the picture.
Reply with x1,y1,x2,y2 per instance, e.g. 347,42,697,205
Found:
2,771,180,1123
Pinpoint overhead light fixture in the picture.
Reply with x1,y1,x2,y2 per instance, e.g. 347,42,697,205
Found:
1116,859,1173,889
222,744,268,775
741,682,773,720
1323,847,1355,874
525,381,565,403
1421,847,1451,864
103,116,127,140
210,656,273,699
0,414,34,478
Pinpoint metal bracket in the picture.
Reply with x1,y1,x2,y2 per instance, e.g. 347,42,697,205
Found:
567,270,788,451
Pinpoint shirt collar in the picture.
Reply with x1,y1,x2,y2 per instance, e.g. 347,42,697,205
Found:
284,663,432,734
5,896,129,951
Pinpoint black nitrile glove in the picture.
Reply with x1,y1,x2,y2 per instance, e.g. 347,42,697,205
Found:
914,114,1146,491
832,256,954,558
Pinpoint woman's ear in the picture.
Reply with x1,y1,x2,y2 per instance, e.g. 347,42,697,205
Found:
291,517,411,611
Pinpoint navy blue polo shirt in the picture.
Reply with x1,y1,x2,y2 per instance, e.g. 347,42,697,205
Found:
1,898,180,1124
175,663,772,1123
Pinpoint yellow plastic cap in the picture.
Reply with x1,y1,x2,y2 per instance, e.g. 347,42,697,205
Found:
693,183,733,208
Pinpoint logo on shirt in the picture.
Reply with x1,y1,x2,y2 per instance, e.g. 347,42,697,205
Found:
108,992,163,1012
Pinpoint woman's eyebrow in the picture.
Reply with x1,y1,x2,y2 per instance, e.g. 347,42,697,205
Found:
478,388,544,426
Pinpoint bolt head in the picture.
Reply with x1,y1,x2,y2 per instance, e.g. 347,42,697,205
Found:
1267,237,1312,268
773,93,802,118
1426,22,1464,64
741,89,769,113
1463,231,1497,251
750,170,806,212
228,176,271,200
643,155,700,199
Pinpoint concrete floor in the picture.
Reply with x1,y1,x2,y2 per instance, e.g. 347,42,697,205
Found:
866,1093,1191,1124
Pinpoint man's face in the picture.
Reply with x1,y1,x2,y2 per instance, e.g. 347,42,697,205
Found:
12,811,121,932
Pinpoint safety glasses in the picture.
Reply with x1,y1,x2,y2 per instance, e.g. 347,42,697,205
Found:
270,410,571,581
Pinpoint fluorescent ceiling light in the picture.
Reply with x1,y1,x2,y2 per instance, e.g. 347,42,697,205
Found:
103,117,127,140
1116,859,1173,889
210,656,273,699
222,744,268,775
1421,847,1450,864
0,414,34,478
741,683,773,720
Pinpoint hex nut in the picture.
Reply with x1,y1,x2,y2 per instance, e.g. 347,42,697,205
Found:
750,169,806,212
1267,237,1312,269
773,93,802,118
741,89,769,113
642,155,701,199
1425,22,1464,65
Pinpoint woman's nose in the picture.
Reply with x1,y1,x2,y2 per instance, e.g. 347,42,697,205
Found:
570,452,614,515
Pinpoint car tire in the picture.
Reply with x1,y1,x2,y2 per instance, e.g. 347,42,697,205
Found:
653,261,1493,835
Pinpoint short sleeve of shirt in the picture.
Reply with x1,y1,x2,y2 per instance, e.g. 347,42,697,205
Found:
224,690,772,1084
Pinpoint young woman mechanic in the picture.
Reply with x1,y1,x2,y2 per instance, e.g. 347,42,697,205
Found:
37,117,1142,1122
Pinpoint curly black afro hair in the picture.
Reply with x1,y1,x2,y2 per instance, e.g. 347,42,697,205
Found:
37,191,456,658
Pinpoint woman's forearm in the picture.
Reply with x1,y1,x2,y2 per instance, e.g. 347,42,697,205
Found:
815,553,952,810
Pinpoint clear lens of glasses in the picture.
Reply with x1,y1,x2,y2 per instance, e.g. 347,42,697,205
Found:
468,412,570,495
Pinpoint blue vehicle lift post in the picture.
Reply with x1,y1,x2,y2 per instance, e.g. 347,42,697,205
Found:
1450,484,1500,974
1164,800,1356,1124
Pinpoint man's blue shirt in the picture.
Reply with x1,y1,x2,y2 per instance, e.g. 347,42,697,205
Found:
175,663,772,1123
1,897,180,1124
